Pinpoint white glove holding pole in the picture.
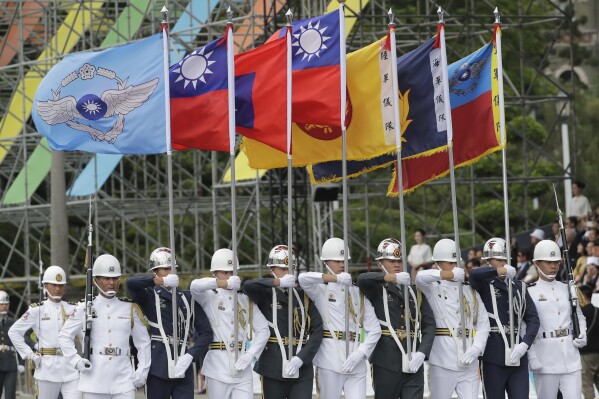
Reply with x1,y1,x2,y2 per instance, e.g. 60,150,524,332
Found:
227,276,241,291
336,272,352,286
279,274,296,288
76,358,92,372
131,371,146,388
28,353,41,368
459,346,480,365
285,356,303,375
504,265,517,280
452,267,465,283
408,351,426,372
17,365,25,373
395,272,411,286
573,332,587,348
235,353,254,371
341,351,365,373
510,342,529,363
162,273,179,288
173,353,194,377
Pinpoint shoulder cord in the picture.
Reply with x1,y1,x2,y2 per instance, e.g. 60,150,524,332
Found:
471,287,479,326
379,286,408,357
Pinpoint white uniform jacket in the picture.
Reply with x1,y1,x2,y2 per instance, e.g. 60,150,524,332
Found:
58,295,151,394
8,300,79,383
416,270,490,371
190,278,269,384
527,279,586,374
298,272,381,374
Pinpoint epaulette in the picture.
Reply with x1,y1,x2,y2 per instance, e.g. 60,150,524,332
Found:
68,302,77,306
527,282,537,287
462,281,471,286
118,297,133,302
29,302,42,308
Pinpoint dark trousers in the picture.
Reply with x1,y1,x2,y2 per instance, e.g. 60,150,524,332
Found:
260,375,312,399
0,370,17,399
481,361,529,399
371,364,424,399
146,373,194,399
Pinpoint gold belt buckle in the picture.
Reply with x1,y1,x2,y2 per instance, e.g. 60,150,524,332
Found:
397,329,407,340
556,328,568,337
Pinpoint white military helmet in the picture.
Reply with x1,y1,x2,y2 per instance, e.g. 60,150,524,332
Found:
375,238,402,260
320,238,350,261
92,254,122,277
533,240,561,262
210,249,238,272
42,266,67,285
267,245,295,268
0,291,9,304
432,239,459,262
149,247,177,271
481,237,508,260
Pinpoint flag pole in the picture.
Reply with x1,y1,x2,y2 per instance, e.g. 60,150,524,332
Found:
337,0,350,359
226,7,240,364
387,8,413,368
494,7,514,352
161,6,179,366
437,8,468,356
285,9,295,366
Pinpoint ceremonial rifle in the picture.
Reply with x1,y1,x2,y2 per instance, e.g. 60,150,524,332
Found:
552,184,580,337
83,197,94,362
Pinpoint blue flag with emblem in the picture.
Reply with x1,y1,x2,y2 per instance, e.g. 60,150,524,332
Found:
32,34,167,154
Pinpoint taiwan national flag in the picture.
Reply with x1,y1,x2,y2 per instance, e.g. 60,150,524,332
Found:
272,10,341,127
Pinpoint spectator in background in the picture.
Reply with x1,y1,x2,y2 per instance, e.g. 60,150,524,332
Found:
475,249,484,260
583,228,598,245
467,249,476,261
582,258,599,291
574,243,590,285
407,229,432,270
516,249,537,283
568,180,592,220
580,284,599,399
465,258,480,281
553,221,562,246
529,228,545,259
593,204,599,223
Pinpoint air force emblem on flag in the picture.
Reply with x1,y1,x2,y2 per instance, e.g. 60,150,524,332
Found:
36,63,158,144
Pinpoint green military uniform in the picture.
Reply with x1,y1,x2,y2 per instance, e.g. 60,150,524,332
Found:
357,273,436,399
243,278,323,399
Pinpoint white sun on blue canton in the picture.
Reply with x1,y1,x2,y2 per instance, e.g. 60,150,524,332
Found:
292,20,331,61
172,47,216,89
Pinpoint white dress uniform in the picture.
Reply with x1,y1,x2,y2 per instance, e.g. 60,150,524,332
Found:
58,295,151,399
190,278,269,399
416,270,490,399
298,272,381,399
527,279,586,398
8,300,80,399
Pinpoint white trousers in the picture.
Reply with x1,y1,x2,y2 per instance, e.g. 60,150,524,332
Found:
205,376,253,399
428,364,480,399
37,379,81,399
82,389,135,399
533,371,582,399
315,367,366,399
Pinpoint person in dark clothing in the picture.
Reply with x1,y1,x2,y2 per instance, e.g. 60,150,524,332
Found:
580,285,599,399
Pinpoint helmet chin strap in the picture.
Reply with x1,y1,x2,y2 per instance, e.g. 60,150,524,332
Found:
324,262,336,275
94,281,116,298
44,289,62,301
536,266,557,281
378,261,389,275
0,310,7,315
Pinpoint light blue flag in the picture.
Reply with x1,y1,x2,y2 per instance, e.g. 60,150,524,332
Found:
33,34,167,154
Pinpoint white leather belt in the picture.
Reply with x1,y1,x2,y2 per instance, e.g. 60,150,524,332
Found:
90,347,131,356
539,328,570,339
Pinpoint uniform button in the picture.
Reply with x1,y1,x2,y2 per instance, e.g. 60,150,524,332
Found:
341,288,345,292
109,357,112,360
229,296,232,300
108,330,111,333
231,320,233,324
558,312,560,315
109,343,113,347
401,315,404,319
556,299,559,301
107,305,110,308
107,316,110,319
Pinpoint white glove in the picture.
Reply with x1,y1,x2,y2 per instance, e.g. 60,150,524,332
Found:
131,371,146,388
226,276,241,291
459,346,480,365
504,265,517,280
279,274,296,288
17,365,25,373
341,350,365,373
75,358,92,372
285,356,303,375
574,332,588,348
162,273,179,288
510,342,529,363
173,353,194,378
452,267,465,283
28,353,41,368
336,272,352,286
235,352,254,371
528,356,543,371
395,272,411,286
409,351,426,372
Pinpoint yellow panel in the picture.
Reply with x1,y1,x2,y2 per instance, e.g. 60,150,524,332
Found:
222,151,266,183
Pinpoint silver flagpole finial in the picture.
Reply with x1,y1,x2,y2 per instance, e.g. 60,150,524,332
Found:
437,7,444,24
285,9,293,25
388,8,395,26
494,7,501,24
161,5,168,23
226,6,233,23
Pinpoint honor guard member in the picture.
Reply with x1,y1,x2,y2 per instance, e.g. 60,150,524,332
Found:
8,266,81,399
0,291,25,399
298,238,381,399
357,238,436,399
189,248,270,398
125,247,213,399
59,254,151,399
243,245,324,399
415,239,490,399
469,237,540,399
527,240,587,398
